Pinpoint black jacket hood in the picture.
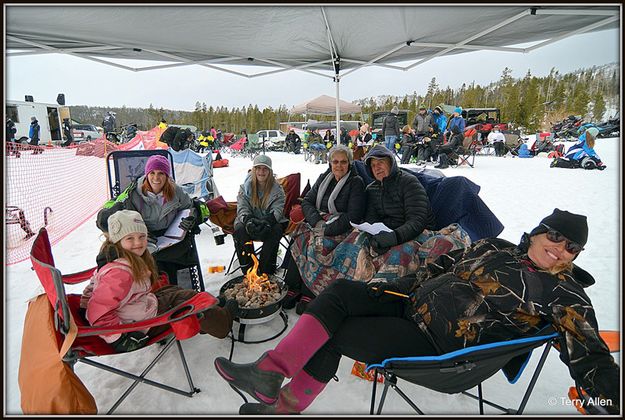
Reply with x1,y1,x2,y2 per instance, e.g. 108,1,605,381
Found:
364,145,399,180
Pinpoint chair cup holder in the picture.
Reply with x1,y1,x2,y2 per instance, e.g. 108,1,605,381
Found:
169,305,200,340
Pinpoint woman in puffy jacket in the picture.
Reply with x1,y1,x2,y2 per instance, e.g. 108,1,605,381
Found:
282,145,366,313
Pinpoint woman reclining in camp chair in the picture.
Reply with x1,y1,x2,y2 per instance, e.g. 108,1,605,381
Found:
96,155,205,286
287,145,470,300
214,208,619,414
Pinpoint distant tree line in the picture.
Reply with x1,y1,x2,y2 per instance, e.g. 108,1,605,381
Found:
70,63,618,134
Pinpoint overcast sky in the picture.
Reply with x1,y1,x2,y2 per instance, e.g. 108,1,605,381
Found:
5,27,620,111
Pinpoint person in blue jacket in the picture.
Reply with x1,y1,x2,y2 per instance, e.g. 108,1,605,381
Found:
564,127,606,170
29,116,43,154
431,106,448,135
446,107,465,142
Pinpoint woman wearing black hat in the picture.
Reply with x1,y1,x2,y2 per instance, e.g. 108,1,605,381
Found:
215,208,619,414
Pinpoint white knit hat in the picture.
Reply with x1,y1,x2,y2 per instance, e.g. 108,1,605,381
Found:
107,210,148,243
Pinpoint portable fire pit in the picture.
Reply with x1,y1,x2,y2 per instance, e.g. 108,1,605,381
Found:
219,254,289,345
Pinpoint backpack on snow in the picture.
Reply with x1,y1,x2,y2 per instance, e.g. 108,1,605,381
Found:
550,157,580,169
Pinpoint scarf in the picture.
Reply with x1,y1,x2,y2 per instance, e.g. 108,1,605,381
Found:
315,170,350,215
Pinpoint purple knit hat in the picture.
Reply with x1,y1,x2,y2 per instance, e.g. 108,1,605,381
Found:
144,155,171,176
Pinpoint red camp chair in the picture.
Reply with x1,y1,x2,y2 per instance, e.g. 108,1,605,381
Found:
29,227,218,414
206,173,303,276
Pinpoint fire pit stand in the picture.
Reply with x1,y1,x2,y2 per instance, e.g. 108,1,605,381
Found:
219,276,290,356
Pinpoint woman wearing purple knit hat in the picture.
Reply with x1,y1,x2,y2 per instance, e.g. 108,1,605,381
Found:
97,155,197,284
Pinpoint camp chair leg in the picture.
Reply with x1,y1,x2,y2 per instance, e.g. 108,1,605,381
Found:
460,341,554,415
515,340,553,414
461,390,515,414
225,248,238,276
478,383,484,414
376,374,392,414
370,369,379,415
177,339,201,395
78,336,198,414
389,381,424,415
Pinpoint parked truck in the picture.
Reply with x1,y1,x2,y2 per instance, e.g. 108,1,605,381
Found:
6,98,70,145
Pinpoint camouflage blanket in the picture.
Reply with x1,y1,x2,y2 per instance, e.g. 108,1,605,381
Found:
289,222,471,296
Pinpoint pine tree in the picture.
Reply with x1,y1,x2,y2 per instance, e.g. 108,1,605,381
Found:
592,91,606,122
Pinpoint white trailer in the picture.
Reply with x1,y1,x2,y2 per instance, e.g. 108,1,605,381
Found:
6,99,70,145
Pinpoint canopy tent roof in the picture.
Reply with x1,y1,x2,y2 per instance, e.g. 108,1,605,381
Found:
6,5,620,79
290,95,361,116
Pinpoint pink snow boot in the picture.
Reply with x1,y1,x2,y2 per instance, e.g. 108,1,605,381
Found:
214,314,329,404
238,370,328,414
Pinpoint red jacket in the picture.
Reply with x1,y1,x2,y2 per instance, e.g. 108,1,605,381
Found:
81,258,158,343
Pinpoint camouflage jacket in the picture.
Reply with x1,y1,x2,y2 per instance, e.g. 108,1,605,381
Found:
392,236,619,410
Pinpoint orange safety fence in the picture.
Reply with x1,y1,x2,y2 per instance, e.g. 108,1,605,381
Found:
5,142,109,265
5,124,165,266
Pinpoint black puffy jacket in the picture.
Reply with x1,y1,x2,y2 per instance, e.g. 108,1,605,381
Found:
301,165,366,236
364,145,435,244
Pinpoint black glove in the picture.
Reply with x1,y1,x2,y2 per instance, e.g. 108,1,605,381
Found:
179,215,196,231
370,231,396,254
366,281,405,303
111,331,149,353
245,217,263,236
256,221,272,239
373,231,397,248
263,212,277,225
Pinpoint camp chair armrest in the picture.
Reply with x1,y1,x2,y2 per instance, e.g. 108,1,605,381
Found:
62,267,98,284
77,292,218,337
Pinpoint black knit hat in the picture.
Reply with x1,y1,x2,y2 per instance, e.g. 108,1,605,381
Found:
529,208,588,248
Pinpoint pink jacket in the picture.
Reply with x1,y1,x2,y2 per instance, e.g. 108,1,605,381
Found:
81,258,158,343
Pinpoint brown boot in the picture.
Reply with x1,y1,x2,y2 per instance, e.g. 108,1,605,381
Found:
199,300,238,338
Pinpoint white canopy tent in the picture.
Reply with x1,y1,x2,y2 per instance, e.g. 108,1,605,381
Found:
290,95,362,116
6,5,620,135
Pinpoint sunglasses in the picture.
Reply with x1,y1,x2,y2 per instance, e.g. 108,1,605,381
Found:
542,225,584,254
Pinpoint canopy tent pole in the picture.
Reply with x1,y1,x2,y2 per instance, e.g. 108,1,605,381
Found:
334,60,341,146
322,6,342,145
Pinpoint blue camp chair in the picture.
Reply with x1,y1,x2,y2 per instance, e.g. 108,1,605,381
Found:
169,147,219,201
105,149,205,291
366,326,559,415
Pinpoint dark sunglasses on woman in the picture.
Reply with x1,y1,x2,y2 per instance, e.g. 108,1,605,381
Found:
542,224,584,254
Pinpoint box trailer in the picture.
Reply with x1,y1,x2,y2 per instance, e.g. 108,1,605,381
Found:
6,99,70,145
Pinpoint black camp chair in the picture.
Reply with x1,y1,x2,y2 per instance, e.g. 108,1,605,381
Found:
453,141,478,168
366,327,559,415
105,149,205,292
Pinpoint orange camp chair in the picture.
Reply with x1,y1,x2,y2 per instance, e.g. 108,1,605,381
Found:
206,173,303,276
28,227,218,414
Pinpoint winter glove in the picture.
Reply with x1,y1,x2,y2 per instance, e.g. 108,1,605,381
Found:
111,331,149,353
245,217,262,236
263,212,277,225
256,221,272,239
366,281,406,303
370,231,396,255
179,213,197,232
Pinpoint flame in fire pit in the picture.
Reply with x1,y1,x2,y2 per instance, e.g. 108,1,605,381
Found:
243,242,270,292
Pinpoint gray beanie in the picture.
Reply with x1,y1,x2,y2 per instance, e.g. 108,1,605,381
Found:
107,210,148,244
391,106,399,115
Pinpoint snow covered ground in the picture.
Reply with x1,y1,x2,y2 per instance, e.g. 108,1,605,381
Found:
5,137,621,415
